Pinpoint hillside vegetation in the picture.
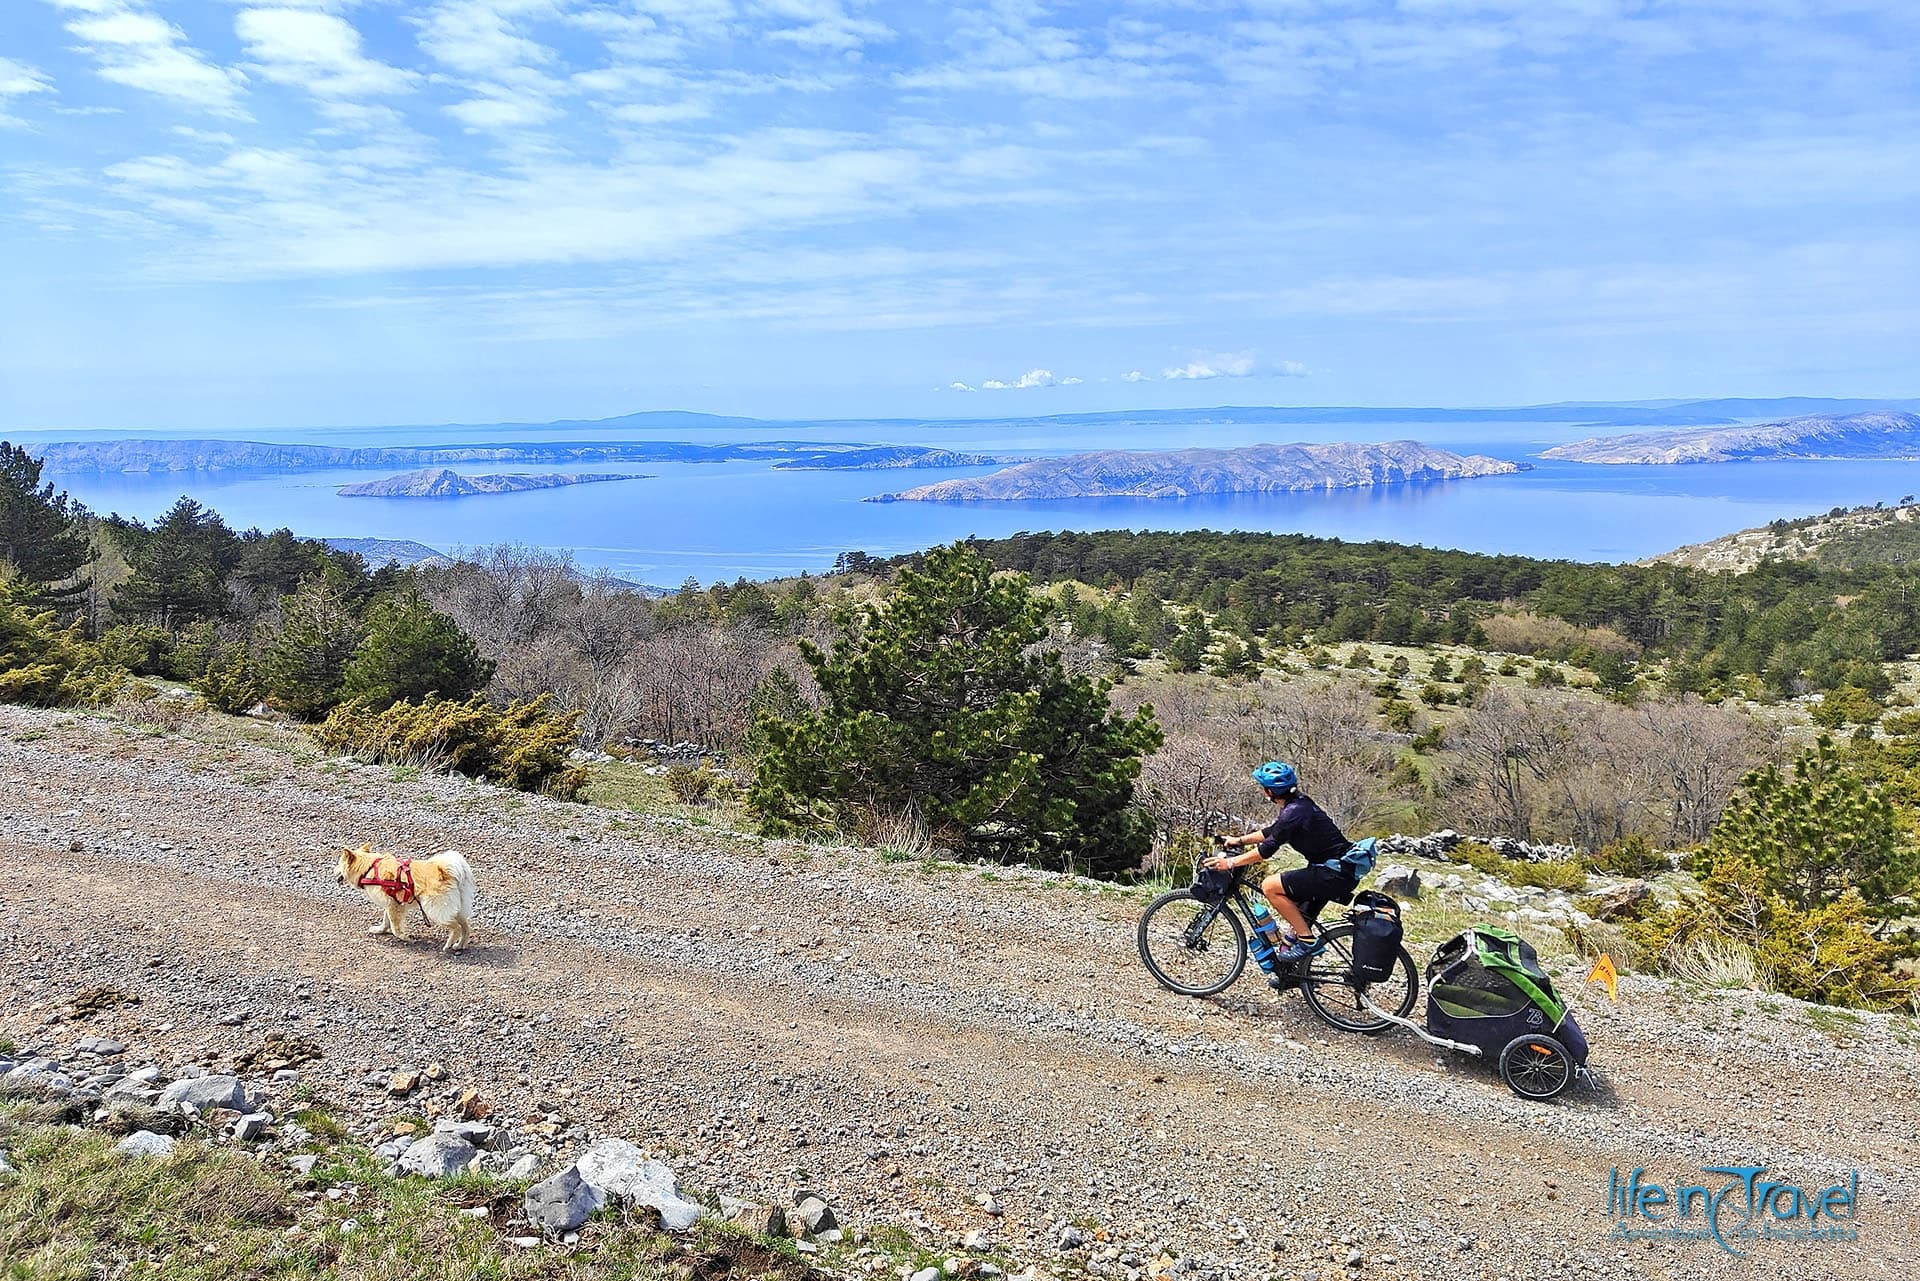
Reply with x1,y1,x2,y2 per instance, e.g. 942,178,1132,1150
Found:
1648,499,1920,572
2,441,1917,1009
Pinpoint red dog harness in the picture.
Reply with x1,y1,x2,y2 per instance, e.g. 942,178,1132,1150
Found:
357,857,417,905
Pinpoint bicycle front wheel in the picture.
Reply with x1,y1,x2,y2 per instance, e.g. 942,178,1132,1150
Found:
1137,890,1247,996
1299,923,1418,1033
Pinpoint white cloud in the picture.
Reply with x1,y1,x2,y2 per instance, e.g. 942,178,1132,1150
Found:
948,380,975,391
1122,369,1147,382
758,0,891,52
0,56,53,127
52,0,249,115
1161,351,1308,380
236,8,416,99
416,0,557,75
980,367,1065,390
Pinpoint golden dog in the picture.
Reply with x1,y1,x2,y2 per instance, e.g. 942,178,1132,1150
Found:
333,844,476,951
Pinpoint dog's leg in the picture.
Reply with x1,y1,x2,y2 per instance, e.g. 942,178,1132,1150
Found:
386,898,411,941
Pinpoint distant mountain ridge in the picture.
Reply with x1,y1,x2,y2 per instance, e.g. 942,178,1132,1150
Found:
871,441,1521,502
337,468,642,497
22,396,1920,447
1542,410,1920,464
30,438,1015,474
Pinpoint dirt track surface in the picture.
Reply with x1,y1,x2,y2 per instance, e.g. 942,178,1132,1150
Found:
2,705,1915,1281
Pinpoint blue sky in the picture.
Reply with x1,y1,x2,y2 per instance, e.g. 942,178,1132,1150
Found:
2,0,1917,430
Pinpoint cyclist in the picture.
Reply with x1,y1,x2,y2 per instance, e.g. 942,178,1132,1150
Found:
1204,761,1355,964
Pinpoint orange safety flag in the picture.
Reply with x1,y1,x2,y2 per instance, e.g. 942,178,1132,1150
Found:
1587,952,1619,1002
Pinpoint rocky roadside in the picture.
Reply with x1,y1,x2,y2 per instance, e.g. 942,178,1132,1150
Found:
1,703,1917,1281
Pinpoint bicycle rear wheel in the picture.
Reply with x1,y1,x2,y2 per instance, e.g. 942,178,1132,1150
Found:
1137,890,1247,997
1298,923,1418,1033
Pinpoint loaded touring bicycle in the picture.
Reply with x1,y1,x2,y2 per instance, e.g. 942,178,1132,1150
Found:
1139,858,1598,1100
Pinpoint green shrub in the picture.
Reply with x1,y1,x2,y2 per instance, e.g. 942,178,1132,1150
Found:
1592,833,1668,877
95,622,174,677
0,590,123,707
1627,857,1918,1009
665,763,718,805
312,693,586,798
1417,681,1452,706
192,645,263,715
340,590,493,710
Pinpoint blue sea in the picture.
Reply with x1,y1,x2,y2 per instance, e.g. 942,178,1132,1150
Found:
28,415,1920,585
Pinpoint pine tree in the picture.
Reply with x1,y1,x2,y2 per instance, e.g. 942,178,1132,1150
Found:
258,571,365,719
1164,614,1209,673
111,497,240,628
0,442,91,611
750,543,1162,876
341,590,493,710
1703,735,1915,913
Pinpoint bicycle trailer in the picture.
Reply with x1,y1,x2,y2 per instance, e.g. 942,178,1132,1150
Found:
1421,925,1594,1099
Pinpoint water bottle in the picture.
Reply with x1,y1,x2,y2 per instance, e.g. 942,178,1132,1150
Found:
1247,898,1281,970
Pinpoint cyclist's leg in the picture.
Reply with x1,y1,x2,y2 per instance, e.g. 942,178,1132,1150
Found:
1273,866,1346,943
1261,872,1314,938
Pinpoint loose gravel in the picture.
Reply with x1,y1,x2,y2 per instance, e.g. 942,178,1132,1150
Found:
2,704,1915,1281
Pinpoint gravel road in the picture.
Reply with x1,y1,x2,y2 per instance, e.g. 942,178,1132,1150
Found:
2,704,1914,1280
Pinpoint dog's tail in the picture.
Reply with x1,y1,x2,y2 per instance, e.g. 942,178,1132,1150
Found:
436,849,477,921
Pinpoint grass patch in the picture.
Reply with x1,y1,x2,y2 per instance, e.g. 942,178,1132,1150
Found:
0,1101,818,1281
1449,841,1590,892
578,762,751,830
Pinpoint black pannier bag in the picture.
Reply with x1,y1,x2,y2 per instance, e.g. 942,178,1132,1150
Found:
1190,865,1233,904
1349,889,1403,983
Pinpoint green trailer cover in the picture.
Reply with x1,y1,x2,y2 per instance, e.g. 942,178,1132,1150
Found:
1468,925,1567,1025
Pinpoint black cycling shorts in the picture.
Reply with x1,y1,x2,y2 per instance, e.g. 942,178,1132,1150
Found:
1278,863,1358,921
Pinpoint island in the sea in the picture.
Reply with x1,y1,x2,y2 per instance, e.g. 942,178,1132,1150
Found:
1542,410,1920,464
337,468,643,498
31,438,1018,474
869,441,1521,502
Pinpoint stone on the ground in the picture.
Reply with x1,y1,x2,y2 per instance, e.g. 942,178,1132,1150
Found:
721,1196,786,1236
1374,866,1421,899
433,1119,498,1149
1058,1225,1086,1250
912,1268,941,1281
791,1195,837,1236
961,1228,993,1251
115,1130,176,1158
573,1139,701,1231
2,1060,72,1094
158,1075,247,1112
454,1087,491,1120
1588,879,1652,920
73,1037,127,1056
231,1111,272,1142
0,1150,12,1177
397,1132,479,1178
526,1166,601,1236
289,1154,319,1176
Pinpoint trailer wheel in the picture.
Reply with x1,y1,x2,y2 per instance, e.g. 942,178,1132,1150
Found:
1498,1033,1574,1101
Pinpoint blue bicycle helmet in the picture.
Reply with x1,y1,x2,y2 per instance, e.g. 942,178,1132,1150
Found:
1252,761,1297,793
